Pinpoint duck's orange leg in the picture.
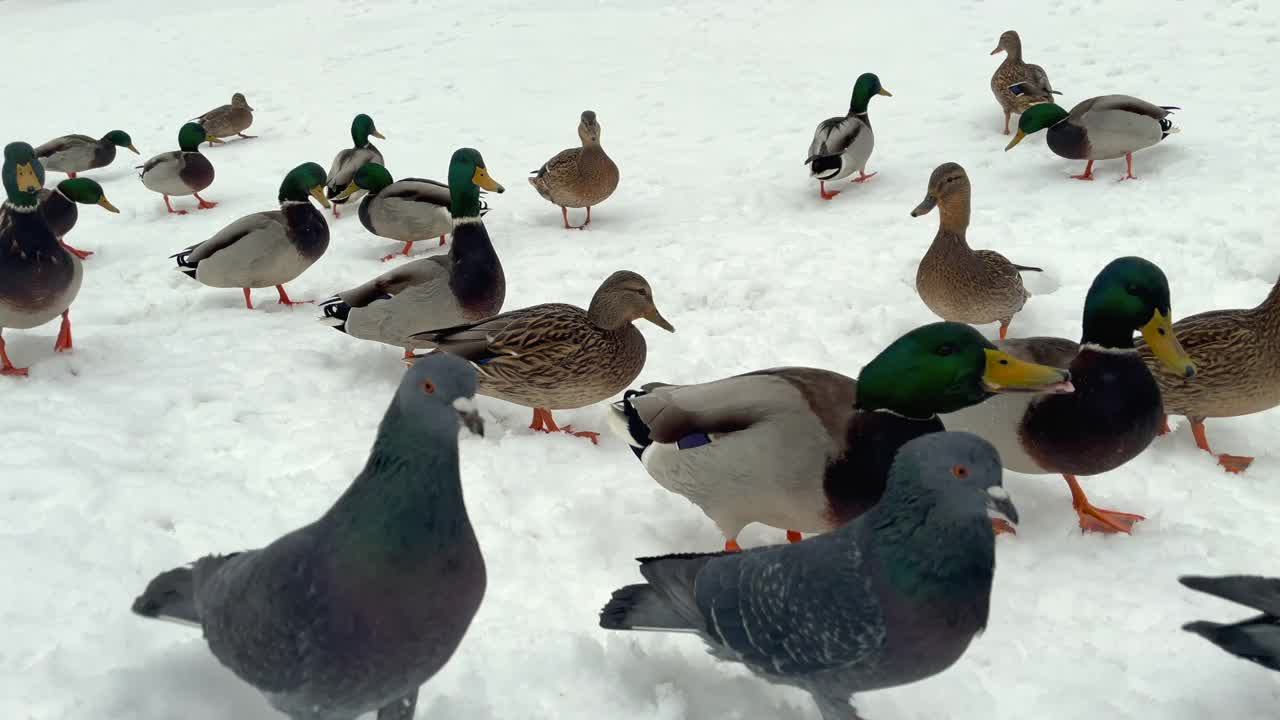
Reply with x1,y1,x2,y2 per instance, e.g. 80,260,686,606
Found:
1191,420,1253,474
1064,474,1144,534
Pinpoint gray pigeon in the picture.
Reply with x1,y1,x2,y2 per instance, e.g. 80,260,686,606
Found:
1180,575,1280,672
599,431,1016,720
131,353,487,720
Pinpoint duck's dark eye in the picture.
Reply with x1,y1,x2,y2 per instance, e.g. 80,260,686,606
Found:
936,344,954,356
1126,284,1139,295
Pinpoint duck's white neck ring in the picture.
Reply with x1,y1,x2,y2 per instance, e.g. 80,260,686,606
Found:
1080,342,1137,355
453,216,483,225
3,200,39,214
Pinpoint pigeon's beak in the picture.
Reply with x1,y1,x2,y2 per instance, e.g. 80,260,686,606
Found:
452,397,485,437
984,486,1019,528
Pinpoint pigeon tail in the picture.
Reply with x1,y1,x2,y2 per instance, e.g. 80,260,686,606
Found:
131,565,201,625
599,584,699,632
1181,619,1280,672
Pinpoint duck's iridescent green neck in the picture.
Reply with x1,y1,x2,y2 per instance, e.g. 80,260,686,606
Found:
447,160,482,219
849,73,883,115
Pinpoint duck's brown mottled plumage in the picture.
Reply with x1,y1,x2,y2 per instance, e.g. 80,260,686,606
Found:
913,163,1038,338
529,111,619,211
990,30,1057,134
195,93,255,140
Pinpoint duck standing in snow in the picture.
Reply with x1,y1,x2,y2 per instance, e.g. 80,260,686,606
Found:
138,122,221,214
989,30,1059,135
608,322,1070,551
529,110,619,229
600,431,1018,720
34,130,138,177
912,162,1041,339
1180,575,1280,672
805,72,891,200
941,257,1196,534
330,162,464,260
171,162,330,309
194,92,256,144
411,270,674,443
1005,92,1179,180
322,149,506,357
1137,275,1280,474
132,354,487,720
0,143,82,376
36,178,120,260
325,113,385,219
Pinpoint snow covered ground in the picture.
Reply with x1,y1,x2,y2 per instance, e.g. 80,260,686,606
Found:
3,0,1279,717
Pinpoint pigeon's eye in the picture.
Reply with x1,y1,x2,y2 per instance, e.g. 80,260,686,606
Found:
422,380,436,395
951,464,970,479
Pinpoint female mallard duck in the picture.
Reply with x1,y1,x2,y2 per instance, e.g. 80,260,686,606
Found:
0,143,82,376
321,149,506,356
138,122,221,214
911,162,1042,339
330,162,465,260
606,322,1072,551
989,30,1059,135
34,130,138,178
1137,275,1280,474
37,178,120,260
171,162,330,309
194,92,255,143
529,110,619,229
411,270,674,442
1006,94,1180,180
941,257,1197,534
325,114,385,219
804,72,891,200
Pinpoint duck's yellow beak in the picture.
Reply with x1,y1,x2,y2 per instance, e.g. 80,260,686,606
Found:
310,185,331,209
1005,130,1027,152
206,136,225,145
1142,309,1195,378
97,196,120,213
15,162,41,192
878,87,893,97
644,305,675,333
472,166,505,193
371,129,386,140
126,144,140,155
333,181,359,202
990,46,1005,55
983,349,1074,394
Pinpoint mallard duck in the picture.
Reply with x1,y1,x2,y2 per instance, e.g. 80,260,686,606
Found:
1136,275,1280,474
804,72,891,200
37,178,120,260
1006,94,1180,180
941,257,1197,534
34,130,138,177
171,162,330,309
529,110,619,229
325,114,385,219
194,92,255,143
321,149,506,356
411,270,674,442
912,162,1041,339
138,122,221,214
606,322,1072,551
330,162,458,260
0,143,82,376
989,30,1060,135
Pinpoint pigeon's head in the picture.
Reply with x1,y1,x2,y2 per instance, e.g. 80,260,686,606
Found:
891,431,1018,528
397,353,484,437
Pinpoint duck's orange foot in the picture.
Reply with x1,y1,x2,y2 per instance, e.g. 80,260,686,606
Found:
1076,504,1145,534
1217,454,1254,474
1158,415,1171,436
992,518,1017,536
724,539,742,552
560,426,600,445
61,242,93,260
1,366,29,377
786,530,803,543
851,170,878,183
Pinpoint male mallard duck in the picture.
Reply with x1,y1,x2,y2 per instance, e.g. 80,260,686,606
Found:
138,122,221,214
321,149,506,357
0,143,82,376
941,257,1197,534
529,110,619,229
325,113,385,219
34,130,138,178
912,162,1042,339
194,92,255,144
1137,275,1280,474
989,30,1060,135
172,162,330,309
331,162,461,260
1006,94,1180,180
606,322,1072,551
37,178,120,260
411,270,674,442
805,72,891,200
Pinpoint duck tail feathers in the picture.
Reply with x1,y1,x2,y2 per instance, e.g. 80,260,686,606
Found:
807,154,842,180
318,295,351,331
606,389,652,460
170,249,198,279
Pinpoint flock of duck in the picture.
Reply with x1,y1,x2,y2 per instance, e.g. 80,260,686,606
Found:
4,29,1280,720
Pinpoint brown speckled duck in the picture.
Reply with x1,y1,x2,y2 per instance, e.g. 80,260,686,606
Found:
411,270,673,442
194,92,256,144
990,30,1059,135
1138,275,1280,473
529,110,619,229
912,163,1041,339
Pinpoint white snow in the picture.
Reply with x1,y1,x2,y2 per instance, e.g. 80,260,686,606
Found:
3,0,1280,718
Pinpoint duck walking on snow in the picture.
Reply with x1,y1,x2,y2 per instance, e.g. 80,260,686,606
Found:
325,113,385,219
529,110,619,229
805,72,891,200
989,30,1059,135
34,130,138,178
138,122,221,214
194,92,256,144
36,178,120,260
